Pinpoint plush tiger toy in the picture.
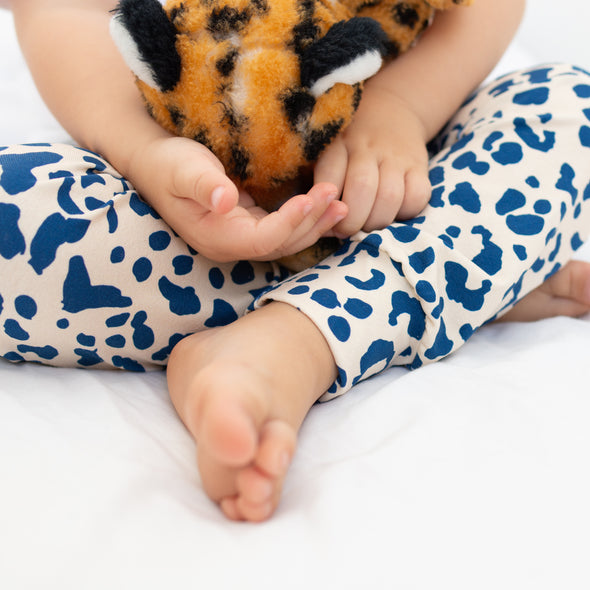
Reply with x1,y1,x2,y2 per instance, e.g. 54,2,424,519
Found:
111,0,473,269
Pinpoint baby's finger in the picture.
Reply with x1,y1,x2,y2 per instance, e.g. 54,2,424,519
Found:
397,167,431,220
172,151,239,213
362,167,405,232
335,155,379,236
314,140,348,194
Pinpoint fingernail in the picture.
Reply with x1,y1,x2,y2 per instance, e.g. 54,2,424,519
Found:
211,186,224,210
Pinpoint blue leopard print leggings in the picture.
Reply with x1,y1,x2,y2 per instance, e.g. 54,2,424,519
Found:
2,64,590,400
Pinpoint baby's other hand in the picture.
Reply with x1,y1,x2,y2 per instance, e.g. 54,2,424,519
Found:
314,85,431,237
128,136,346,262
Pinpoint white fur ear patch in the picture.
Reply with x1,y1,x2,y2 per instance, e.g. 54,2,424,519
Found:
110,14,160,89
309,50,383,98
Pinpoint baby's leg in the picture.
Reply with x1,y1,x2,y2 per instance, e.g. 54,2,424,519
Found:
0,143,335,521
0,143,281,369
256,64,590,401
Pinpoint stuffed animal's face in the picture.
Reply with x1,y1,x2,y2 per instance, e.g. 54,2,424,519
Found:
111,0,471,212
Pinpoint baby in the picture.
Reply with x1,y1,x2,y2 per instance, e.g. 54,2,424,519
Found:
3,0,590,523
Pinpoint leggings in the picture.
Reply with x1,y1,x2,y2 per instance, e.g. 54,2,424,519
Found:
2,63,590,400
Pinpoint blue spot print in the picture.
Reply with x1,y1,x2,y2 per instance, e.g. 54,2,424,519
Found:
449,182,481,213
4,319,29,341
548,233,562,262
106,335,126,348
52,174,83,215
75,348,103,367
416,280,436,303
106,312,130,328
158,277,201,315
231,261,255,284
343,298,372,319
439,234,454,248
173,255,193,275
429,166,444,185
513,87,549,105
408,247,435,273
471,225,502,275
424,319,454,360
432,297,444,319
579,126,590,148
15,295,37,319
357,340,395,382
311,289,341,309
149,230,171,251
514,117,555,152
0,203,26,259
492,142,523,165
204,299,238,327
328,315,351,342
574,84,590,98
131,311,154,350
112,356,145,372
459,323,474,341
345,269,386,291
387,224,420,243
489,79,515,97
556,164,578,203
482,130,503,151
62,256,132,313
209,267,225,289
452,152,490,175
446,226,461,238
2,352,24,362
444,261,491,311
132,257,152,282
534,200,551,214
513,245,527,260
29,213,90,275
429,186,445,208
296,273,319,283
0,151,63,195
571,233,584,250
17,344,58,360
110,246,125,263
526,176,540,188
389,291,425,340
496,188,526,215
525,67,552,84
129,192,160,218
57,318,69,329
76,333,96,347
506,214,545,236
288,285,310,295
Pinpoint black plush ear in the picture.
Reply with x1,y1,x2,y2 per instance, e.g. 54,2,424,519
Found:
300,17,390,98
110,0,181,92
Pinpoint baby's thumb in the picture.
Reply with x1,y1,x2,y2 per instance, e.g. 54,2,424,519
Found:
175,155,239,213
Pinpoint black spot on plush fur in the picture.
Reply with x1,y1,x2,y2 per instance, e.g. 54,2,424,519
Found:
207,6,252,39
115,0,181,92
393,3,420,28
304,120,344,161
282,89,316,128
216,48,239,77
230,145,251,180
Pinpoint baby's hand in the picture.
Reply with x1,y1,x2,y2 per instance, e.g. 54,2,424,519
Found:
127,136,346,262
314,84,431,237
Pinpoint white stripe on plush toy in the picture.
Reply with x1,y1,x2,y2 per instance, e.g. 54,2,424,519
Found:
110,13,161,90
309,50,383,98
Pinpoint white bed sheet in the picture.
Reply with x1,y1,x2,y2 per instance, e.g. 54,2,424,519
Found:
2,3,590,589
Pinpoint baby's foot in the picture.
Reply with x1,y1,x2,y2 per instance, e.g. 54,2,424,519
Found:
166,303,337,521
